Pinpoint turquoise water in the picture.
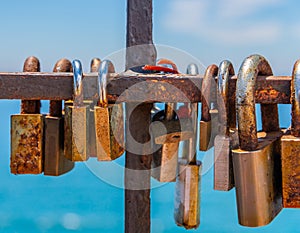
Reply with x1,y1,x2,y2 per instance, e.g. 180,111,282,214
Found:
0,101,299,233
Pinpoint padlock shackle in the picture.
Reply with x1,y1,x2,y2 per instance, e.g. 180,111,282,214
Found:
237,54,275,151
90,58,101,73
97,59,115,107
72,60,84,107
217,60,235,136
187,63,199,76
291,60,300,137
50,59,72,117
21,56,41,114
201,64,218,122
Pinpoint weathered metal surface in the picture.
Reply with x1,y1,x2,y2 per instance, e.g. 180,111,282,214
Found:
281,60,300,207
199,64,218,151
44,59,74,176
236,55,276,151
150,117,194,144
64,105,89,161
174,159,201,229
64,60,89,161
11,114,44,174
281,134,300,207
214,60,237,191
233,54,283,227
125,0,155,232
232,131,283,227
94,104,125,160
0,72,292,103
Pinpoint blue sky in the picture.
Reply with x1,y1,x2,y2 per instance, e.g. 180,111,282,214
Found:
1,0,300,75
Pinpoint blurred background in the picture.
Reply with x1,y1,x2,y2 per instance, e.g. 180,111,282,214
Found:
0,0,298,232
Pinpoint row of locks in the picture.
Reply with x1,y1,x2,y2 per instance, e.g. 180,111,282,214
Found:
8,54,300,229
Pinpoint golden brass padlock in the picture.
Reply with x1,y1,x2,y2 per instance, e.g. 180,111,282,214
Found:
199,64,219,151
87,58,102,158
281,60,300,208
214,60,238,191
44,59,74,176
64,60,90,161
94,59,125,161
174,63,201,230
11,56,44,174
232,54,282,227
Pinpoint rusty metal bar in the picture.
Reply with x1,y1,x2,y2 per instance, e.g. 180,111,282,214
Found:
124,0,155,233
0,73,291,104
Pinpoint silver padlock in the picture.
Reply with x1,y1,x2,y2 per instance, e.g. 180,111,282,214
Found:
214,60,238,191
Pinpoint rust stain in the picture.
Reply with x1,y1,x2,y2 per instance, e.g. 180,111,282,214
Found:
11,114,43,174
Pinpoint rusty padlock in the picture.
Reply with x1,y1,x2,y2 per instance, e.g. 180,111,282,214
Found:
174,63,201,230
214,60,238,191
199,64,219,151
232,54,283,227
281,59,300,208
151,59,193,182
64,60,90,161
11,56,44,174
44,59,74,176
94,59,125,161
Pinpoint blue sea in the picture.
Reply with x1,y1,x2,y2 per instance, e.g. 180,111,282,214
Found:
0,100,299,233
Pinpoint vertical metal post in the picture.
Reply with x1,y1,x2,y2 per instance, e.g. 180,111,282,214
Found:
125,0,156,233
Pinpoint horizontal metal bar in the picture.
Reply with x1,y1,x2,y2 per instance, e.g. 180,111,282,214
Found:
0,72,291,104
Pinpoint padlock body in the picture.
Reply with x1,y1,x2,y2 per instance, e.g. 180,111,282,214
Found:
84,100,97,157
94,104,124,161
11,114,44,174
174,159,202,229
44,116,74,176
214,129,239,191
64,105,89,161
232,131,283,227
151,118,194,144
152,142,179,182
199,109,219,151
281,133,300,207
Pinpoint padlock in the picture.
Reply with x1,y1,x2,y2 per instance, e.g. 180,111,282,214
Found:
11,56,43,174
214,60,238,191
281,59,300,207
87,58,102,157
44,59,74,176
199,64,219,151
182,63,199,161
64,60,90,161
151,59,190,182
174,63,201,229
94,59,125,161
232,54,282,227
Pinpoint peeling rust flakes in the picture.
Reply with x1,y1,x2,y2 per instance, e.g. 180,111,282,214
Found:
256,86,289,103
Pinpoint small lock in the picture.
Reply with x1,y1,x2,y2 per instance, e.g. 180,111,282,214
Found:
214,60,238,191
199,64,219,151
64,60,90,161
281,60,300,208
174,63,201,229
232,55,282,227
11,56,44,174
94,60,125,161
44,59,74,176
